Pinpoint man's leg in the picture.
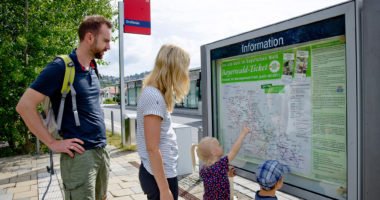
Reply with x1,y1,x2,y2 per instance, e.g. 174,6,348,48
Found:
60,150,98,200
95,148,110,200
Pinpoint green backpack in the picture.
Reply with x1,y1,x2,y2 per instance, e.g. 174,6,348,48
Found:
41,55,80,138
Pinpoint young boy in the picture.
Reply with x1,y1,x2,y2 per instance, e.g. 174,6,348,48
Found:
255,160,291,200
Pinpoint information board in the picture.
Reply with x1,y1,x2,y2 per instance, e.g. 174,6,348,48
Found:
201,2,357,200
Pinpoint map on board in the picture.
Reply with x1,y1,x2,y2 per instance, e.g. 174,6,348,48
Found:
220,80,312,176
217,37,347,182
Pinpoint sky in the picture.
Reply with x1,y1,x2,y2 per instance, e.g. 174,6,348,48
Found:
99,0,348,77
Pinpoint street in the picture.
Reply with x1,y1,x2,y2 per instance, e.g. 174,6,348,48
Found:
102,104,202,144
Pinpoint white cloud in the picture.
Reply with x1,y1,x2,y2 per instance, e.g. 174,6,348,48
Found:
99,0,348,76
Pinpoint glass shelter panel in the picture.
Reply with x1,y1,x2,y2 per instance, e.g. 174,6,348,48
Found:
206,11,354,199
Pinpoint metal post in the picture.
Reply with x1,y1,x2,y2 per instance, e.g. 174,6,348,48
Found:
197,126,203,142
119,1,126,146
36,139,40,155
111,110,114,136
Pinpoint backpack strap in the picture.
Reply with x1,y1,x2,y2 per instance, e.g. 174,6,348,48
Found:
56,55,80,131
59,55,75,94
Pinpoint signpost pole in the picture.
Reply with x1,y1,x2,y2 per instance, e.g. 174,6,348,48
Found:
119,1,126,146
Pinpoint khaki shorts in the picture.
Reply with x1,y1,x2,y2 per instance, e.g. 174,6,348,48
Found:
60,147,110,200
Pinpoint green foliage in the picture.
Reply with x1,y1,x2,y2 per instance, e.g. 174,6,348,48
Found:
0,0,117,156
114,93,121,105
106,131,136,151
103,98,116,104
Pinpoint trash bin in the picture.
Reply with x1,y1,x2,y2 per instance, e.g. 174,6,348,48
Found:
124,113,137,145
173,123,193,176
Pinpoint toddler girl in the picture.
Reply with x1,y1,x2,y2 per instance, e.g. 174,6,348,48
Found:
197,126,250,200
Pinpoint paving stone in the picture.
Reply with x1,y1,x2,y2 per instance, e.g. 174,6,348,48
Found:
13,190,38,199
110,196,133,200
0,193,13,200
108,183,122,191
30,184,37,191
0,146,303,200
0,179,10,185
108,177,122,184
16,180,37,187
109,188,134,197
0,172,17,180
9,178,17,183
131,193,146,200
0,182,16,189
6,185,30,193
119,175,139,182
193,191,203,199
187,184,203,194
119,181,140,189
130,186,143,194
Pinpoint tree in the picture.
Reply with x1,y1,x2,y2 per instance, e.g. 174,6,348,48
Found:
0,0,117,156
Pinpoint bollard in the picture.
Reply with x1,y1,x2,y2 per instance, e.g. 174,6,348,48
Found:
36,139,40,155
197,126,204,171
197,126,203,142
111,110,114,136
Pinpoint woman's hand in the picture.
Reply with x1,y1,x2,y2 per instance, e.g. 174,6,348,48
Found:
160,189,174,200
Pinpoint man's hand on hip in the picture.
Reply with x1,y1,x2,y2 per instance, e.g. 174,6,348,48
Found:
49,138,85,158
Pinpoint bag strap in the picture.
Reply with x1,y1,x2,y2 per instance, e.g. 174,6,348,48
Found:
59,55,75,94
56,55,80,130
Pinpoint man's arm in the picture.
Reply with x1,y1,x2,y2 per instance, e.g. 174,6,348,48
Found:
16,88,84,157
144,115,174,200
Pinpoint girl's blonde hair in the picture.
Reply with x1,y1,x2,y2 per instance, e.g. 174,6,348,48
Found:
143,44,190,112
196,137,217,164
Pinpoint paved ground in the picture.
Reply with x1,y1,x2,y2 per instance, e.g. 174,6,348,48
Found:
0,146,302,200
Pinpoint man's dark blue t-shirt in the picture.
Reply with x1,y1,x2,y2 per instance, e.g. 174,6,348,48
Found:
30,49,106,150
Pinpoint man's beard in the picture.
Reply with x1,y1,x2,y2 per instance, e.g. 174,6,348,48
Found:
94,51,103,59
92,39,104,59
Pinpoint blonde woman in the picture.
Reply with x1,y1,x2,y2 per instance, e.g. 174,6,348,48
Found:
136,44,190,200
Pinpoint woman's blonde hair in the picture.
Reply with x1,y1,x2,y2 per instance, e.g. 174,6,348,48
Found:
143,44,190,112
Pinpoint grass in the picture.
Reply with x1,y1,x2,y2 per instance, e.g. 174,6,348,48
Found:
106,131,137,151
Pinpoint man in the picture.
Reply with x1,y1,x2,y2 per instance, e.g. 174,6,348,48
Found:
16,15,112,200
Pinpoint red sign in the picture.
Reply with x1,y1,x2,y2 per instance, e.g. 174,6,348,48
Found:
124,0,151,35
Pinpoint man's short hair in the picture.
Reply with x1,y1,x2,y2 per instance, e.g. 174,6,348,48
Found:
78,15,112,41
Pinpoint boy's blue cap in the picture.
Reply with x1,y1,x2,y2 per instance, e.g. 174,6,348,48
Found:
256,160,290,190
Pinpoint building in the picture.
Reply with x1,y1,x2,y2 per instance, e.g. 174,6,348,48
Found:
125,68,201,115
101,86,119,99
